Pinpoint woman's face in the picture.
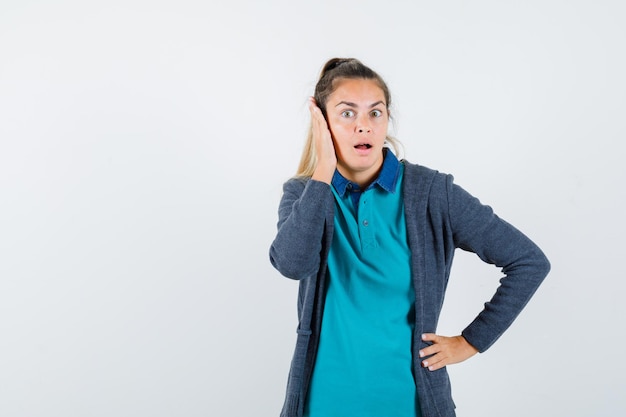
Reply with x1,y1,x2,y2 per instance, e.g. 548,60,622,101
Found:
325,78,389,187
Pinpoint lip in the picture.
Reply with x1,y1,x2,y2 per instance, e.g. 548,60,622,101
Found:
353,141,373,155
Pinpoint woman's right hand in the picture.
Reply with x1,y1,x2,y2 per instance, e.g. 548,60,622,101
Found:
309,97,337,184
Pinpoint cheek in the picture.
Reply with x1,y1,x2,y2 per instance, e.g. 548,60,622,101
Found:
328,120,351,139
328,117,346,129
376,120,390,137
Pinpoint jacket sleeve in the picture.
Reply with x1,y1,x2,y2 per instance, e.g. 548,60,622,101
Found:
446,176,551,352
269,178,335,280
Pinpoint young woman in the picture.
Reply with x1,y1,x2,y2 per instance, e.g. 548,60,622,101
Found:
269,58,550,417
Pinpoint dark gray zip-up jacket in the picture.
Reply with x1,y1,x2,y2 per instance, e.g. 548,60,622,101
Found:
270,161,550,417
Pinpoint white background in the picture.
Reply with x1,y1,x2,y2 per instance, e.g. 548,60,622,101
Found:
1,1,624,416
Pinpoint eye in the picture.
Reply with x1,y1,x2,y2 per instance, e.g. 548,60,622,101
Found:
341,110,355,118
370,109,383,118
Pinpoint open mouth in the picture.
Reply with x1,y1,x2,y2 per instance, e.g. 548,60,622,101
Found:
354,144,372,150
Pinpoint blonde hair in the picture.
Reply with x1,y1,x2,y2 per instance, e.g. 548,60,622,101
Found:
296,58,403,177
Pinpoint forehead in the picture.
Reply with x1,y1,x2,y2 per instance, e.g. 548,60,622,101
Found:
329,78,386,104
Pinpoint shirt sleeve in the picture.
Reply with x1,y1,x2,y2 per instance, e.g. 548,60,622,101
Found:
269,178,335,280
445,175,551,352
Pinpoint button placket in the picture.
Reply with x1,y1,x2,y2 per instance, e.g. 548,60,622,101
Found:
359,192,376,250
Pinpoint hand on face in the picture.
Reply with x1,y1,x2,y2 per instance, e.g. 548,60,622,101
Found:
309,97,337,184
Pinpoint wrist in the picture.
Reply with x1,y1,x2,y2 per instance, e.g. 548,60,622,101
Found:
312,164,335,184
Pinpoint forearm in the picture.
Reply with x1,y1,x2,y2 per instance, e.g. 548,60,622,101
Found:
461,232,550,352
269,179,334,280
448,177,551,352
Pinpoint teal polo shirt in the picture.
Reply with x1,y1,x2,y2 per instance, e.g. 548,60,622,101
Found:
305,151,420,417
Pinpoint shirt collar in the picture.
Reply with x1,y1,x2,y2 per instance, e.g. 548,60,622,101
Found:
331,149,401,196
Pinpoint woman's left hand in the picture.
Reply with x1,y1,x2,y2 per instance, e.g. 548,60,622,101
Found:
419,334,479,371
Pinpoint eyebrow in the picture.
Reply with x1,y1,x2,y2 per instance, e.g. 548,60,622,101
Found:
335,100,386,108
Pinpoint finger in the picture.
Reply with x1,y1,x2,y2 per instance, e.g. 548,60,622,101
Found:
309,97,324,115
419,333,441,359
309,103,321,121
421,333,439,343
421,355,439,370
418,343,441,358
422,350,450,370
309,100,321,118
311,108,326,131
425,358,447,372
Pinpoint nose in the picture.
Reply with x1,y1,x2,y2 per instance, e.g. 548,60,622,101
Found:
355,116,372,133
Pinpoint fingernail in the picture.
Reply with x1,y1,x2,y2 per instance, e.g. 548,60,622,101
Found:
422,361,428,367
419,351,424,358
